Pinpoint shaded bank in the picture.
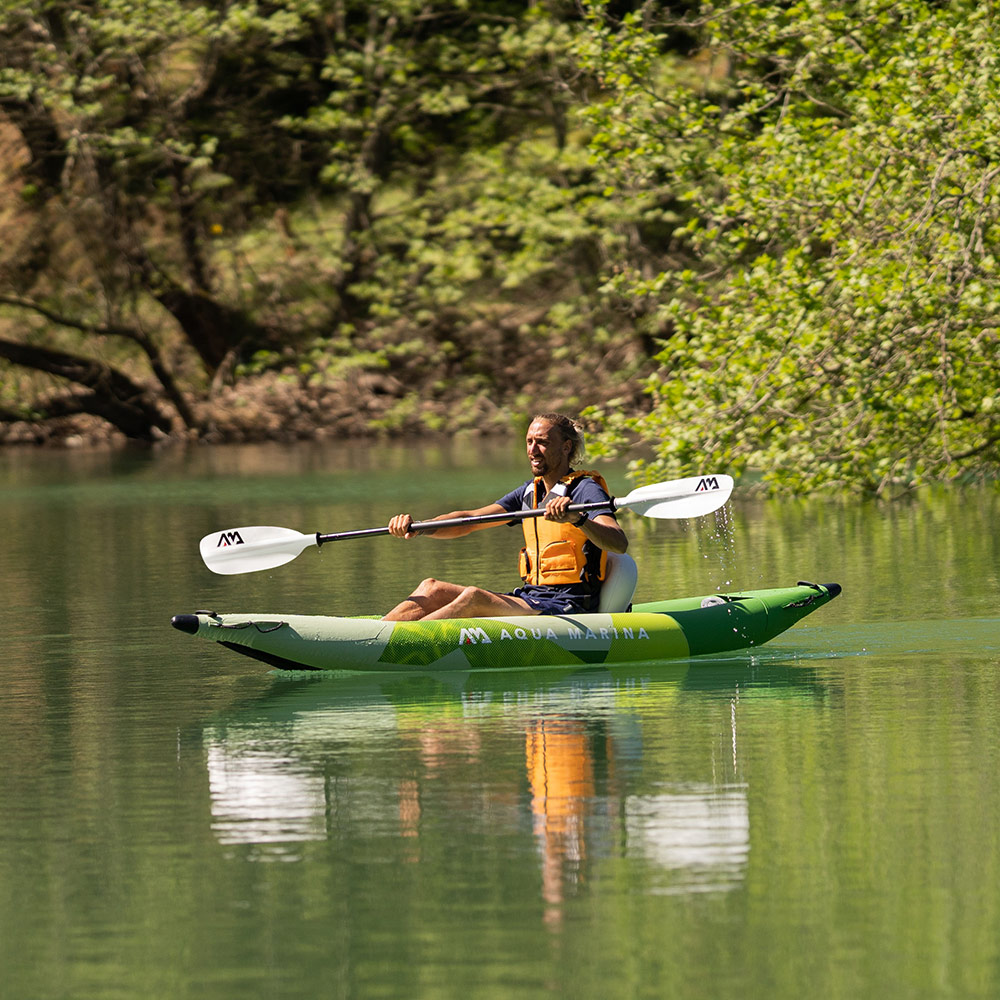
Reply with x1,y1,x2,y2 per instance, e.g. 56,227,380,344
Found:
0,370,609,449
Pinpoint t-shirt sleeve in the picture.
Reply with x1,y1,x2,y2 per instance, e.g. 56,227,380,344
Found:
495,476,616,519
495,480,532,514
570,477,616,519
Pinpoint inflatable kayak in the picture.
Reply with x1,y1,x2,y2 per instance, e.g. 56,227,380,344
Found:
171,581,841,673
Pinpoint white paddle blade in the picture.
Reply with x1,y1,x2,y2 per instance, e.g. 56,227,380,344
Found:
199,525,318,575
617,474,734,519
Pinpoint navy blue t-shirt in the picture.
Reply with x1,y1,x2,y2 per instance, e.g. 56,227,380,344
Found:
495,476,615,518
494,475,616,614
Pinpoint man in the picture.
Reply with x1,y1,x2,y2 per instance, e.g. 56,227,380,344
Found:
382,413,628,621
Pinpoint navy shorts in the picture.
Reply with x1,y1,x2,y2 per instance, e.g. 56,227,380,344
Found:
509,585,599,616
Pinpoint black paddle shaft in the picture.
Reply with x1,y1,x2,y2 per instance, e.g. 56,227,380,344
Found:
315,499,618,546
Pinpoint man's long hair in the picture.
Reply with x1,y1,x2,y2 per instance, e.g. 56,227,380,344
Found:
533,413,584,465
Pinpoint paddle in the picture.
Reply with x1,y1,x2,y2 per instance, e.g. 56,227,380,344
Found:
199,473,734,575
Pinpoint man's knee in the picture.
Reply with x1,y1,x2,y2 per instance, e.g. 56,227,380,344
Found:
449,586,482,609
450,586,511,615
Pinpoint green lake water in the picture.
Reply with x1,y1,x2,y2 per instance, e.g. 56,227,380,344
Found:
1,440,998,999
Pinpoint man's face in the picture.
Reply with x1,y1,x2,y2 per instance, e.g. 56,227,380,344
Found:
525,419,571,479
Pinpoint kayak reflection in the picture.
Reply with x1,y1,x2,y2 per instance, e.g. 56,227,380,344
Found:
201,662,825,894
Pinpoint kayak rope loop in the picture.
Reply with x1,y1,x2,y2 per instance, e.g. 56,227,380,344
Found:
210,619,289,634
784,594,822,609
784,581,826,609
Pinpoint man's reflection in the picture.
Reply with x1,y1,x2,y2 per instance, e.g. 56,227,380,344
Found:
526,717,599,923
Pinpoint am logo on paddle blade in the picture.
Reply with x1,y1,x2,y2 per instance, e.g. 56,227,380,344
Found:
217,531,244,547
696,477,720,491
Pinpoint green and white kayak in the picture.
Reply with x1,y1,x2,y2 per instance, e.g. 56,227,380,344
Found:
171,581,841,673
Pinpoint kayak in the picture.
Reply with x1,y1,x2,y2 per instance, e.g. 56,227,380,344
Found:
171,581,841,673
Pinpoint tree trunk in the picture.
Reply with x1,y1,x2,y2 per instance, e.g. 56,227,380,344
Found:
0,337,172,441
153,284,274,375
0,100,67,195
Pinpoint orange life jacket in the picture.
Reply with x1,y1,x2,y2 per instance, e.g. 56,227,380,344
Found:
518,470,611,587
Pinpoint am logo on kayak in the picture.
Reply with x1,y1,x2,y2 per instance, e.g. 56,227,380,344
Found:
696,476,720,492
216,531,245,547
460,627,492,644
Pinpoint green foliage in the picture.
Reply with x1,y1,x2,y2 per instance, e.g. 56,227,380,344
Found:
4,0,998,482
2,0,647,441
579,0,1000,494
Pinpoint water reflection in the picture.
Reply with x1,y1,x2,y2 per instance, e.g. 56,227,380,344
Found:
525,716,604,922
624,787,749,895
206,742,328,848
201,662,825,893
203,696,400,857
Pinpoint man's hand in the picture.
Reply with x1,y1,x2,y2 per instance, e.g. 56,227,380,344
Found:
543,495,581,524
387,514,416,538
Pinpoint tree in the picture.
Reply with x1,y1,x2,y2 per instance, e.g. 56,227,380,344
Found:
0,0,313,439
0,0,625,441
578,0,1000,494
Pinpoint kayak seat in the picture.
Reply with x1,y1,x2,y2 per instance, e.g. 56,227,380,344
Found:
598,552,639,613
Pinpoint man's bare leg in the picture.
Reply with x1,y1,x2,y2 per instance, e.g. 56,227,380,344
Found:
421,585,536,620
383,578,535,621
382,578,462,621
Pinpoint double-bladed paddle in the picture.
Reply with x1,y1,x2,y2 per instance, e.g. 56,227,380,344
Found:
199,473,734,575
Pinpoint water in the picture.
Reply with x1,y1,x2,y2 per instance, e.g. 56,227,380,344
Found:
1,441,998,999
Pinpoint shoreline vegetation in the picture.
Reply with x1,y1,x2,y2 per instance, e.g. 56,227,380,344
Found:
2,2,998,492
0,369,557,449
